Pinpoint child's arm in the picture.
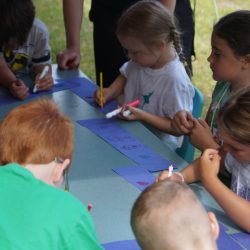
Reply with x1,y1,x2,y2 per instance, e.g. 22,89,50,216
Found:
171,110,195,134
156,158,200,183
0,58,29,99
57,0,83,69
0,58,17,88
33,64,53,91
190,118,220,151
200,149,250,232
94,74,126,107
123,107,186,136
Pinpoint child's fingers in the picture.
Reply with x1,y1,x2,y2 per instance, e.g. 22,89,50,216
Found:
94,89,101,104
177,123,192,134
36,76,54,90
186,112,195,122
171,119,191,134
179,114,193,128
201,149,220,164
197,118,209,129
156,170,169,182
172,112,194,134
11,82,29,99
202,148,219,158
94,89,108,107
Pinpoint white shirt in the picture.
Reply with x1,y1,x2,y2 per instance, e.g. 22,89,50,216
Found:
0,18,51,76
120,56,194,150
225,153,250,201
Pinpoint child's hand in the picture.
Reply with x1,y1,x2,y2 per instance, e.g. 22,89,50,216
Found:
190,118,219,151
57,48,80,70
94,88,112,107
199,148,221,186
156,170,170,182
171,110,194,134
156,170,184,183
119,106,142,120
34,72,54,91
9,79,29,100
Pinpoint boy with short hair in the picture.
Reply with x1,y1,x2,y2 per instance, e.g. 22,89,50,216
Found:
0,98,103,250
0,0,53,100
131,180,219,250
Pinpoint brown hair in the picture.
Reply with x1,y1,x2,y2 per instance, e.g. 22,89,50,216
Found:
0,0,35,48
131,180,216,250
0,98,74,165
218,87,250,145
116,0,191,77
213,10,250,57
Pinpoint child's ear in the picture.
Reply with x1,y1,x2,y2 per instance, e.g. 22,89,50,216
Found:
154,40,166,51
52,159,71,183
207,211,219,240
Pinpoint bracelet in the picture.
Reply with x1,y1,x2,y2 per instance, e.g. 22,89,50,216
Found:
175,172,185,182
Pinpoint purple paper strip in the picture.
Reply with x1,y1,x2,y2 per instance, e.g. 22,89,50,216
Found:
77,118,175,172
231,232,250,249
102,226,244,250
217,223,243,250
0,78,82,106
113,166,155,191
67,77,117,113
102,239,141,250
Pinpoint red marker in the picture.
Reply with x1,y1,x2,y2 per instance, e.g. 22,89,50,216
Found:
105,99,140,119
88,203,93,212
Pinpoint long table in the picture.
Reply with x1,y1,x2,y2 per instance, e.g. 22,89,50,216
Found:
0,65,247,249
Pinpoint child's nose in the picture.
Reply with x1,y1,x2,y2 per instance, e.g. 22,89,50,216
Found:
207,54,212,63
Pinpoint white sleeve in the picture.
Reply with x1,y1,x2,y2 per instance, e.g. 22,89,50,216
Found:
31,19,51,65
163,78,194,117
225,153,232,173
119,61,130,77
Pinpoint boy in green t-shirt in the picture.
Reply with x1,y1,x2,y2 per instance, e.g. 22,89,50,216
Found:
0,98,103,250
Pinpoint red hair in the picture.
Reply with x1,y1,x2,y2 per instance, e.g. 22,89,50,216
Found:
0,98,74,165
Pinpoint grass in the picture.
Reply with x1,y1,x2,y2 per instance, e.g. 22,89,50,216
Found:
34,0,250,118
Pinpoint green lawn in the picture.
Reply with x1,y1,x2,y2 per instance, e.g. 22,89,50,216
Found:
34,0,250,117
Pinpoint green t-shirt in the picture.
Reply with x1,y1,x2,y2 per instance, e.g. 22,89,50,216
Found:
206,81,231,135
0,163,103,250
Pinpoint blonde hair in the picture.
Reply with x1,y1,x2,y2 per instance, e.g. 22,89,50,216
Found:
0,98,74,165
116,0,191,77
218,87,250,145
131,180,216,250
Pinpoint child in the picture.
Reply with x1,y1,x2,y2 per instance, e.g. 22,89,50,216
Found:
131,180,219,250
158,87,250,233
94,0,194,151
0,0,53,100
172,10,250,151
0,99,103,249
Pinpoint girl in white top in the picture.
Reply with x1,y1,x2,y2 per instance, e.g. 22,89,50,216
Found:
95,0,194,150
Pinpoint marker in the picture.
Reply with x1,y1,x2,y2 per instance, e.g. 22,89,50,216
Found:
99,72,104,108
88,203,93,212
105,99,140,119
122,110,131,117
168,165,173,177
33,65,49,93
